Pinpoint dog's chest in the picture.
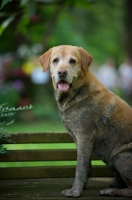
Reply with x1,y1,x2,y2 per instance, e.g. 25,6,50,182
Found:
61,108,81,131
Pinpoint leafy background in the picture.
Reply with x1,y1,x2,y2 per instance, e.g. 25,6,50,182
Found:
0,0,132,131
0,0,132,166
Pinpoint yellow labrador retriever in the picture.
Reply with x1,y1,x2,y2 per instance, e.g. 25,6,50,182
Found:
39,45,132,197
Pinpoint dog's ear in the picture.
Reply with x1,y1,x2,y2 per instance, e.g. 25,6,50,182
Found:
39,48,52,72
78,47,93,71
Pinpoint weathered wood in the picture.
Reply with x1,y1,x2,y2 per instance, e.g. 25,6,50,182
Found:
0,149,76,161
0,166,75,179
0,132,111,180
3,132,73,144
0,149,100,162
0,178,129,200
0,166,113,179
0,132,119,199
2,149,76,161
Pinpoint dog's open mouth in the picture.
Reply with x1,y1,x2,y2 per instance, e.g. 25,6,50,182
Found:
57,81,70,91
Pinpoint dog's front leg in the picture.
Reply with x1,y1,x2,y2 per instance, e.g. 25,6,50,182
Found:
62,135,93,197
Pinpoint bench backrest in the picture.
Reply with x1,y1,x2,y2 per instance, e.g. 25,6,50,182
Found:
0,132,113,179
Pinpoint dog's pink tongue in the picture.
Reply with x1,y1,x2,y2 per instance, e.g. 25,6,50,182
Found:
58,82,69,91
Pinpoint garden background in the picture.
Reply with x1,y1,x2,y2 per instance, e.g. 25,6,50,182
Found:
0,0,132,167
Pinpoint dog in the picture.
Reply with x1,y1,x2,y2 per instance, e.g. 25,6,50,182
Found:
39,45,132,197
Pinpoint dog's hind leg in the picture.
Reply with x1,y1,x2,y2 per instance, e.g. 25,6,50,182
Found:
100,188,132,197
101,151,132,197
100,172,132,197
109,172,128,189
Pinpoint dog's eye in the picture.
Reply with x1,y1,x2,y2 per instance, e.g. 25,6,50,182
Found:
53,58,59,63
69,58,76,64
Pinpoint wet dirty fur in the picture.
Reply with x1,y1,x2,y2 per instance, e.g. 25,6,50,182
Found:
39,45,132,197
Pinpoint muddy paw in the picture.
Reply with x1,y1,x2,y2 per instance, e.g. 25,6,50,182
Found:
100,188,117,197
62,188,80,197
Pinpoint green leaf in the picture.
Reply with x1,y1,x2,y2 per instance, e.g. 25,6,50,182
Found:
0,112,15,117
5,119,15,125
0,16,15,36
0,0,12,9
1,16,14,29
0,104,33,113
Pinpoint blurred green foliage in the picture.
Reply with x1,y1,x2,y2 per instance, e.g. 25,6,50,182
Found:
0,0,124,62
0,82,20,107
0,0,131,121
0,103,33,154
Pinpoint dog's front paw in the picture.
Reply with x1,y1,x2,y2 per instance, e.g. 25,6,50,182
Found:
62,188,80,197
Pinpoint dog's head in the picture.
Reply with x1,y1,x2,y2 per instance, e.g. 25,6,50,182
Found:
39,45,92,92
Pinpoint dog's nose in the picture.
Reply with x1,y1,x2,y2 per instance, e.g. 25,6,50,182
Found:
58,69,68,78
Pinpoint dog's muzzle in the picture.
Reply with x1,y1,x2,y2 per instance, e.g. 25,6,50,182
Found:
57,69,71,92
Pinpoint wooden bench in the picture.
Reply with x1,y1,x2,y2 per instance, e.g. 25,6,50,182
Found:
0,132,128,200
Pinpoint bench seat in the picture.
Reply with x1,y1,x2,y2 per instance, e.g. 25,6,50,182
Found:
0,132,128,199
